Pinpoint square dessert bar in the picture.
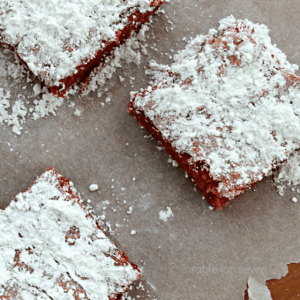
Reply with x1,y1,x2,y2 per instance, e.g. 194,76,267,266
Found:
128,15,300,210
0,168,141,300
0,0,163,97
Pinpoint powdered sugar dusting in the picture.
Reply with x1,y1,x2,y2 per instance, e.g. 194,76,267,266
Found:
132,16,300,201
89,184,99,192
274,151,300,186
159,207,173,222
78,26,150,97
0,49,65,134
0,168,140,299
32,91,64,120
273,151,300,196
0,88,27,135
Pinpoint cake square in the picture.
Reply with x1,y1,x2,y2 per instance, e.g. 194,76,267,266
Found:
128,15,300,210
0,168,141,299
0,0,163,97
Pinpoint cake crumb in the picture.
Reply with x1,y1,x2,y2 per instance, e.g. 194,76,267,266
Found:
131,230,136,235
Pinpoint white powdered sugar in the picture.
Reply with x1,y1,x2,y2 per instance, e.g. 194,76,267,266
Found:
0,88,27,135
132,16,300,200
32,83,42,96
89,184,99,192
80,26,150,97
0,49,65,134
159,207,173,222
0,0,158,87
273,151,300,195
274,151,300,186
31,91,64,120
0,168,140,299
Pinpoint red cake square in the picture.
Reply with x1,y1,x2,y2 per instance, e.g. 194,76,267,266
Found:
0,0,163,97
128,16,300,210
0,168,141,299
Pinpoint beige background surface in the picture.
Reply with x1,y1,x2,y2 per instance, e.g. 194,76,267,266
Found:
1,0,300,299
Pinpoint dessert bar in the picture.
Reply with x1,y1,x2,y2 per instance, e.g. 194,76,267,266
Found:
0,0,163,97
0,168,141,299
128,15,300,210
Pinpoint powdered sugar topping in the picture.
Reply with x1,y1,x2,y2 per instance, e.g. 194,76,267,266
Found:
159,207,173,222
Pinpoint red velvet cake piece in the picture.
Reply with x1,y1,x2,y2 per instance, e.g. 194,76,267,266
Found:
128,15,300,210
0,0,163,97
0,168,141,300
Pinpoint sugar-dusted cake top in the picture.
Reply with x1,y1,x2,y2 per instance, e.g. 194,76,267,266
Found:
0,168,140,300
0,0,156,86
132,16,300,199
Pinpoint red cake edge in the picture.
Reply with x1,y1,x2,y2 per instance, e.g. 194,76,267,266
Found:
2,167,141,300
0,0,164,98
128,97,260,210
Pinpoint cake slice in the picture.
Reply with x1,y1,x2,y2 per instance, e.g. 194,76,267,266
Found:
0,0,164,97
0,168,141,300
128,15,300,210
